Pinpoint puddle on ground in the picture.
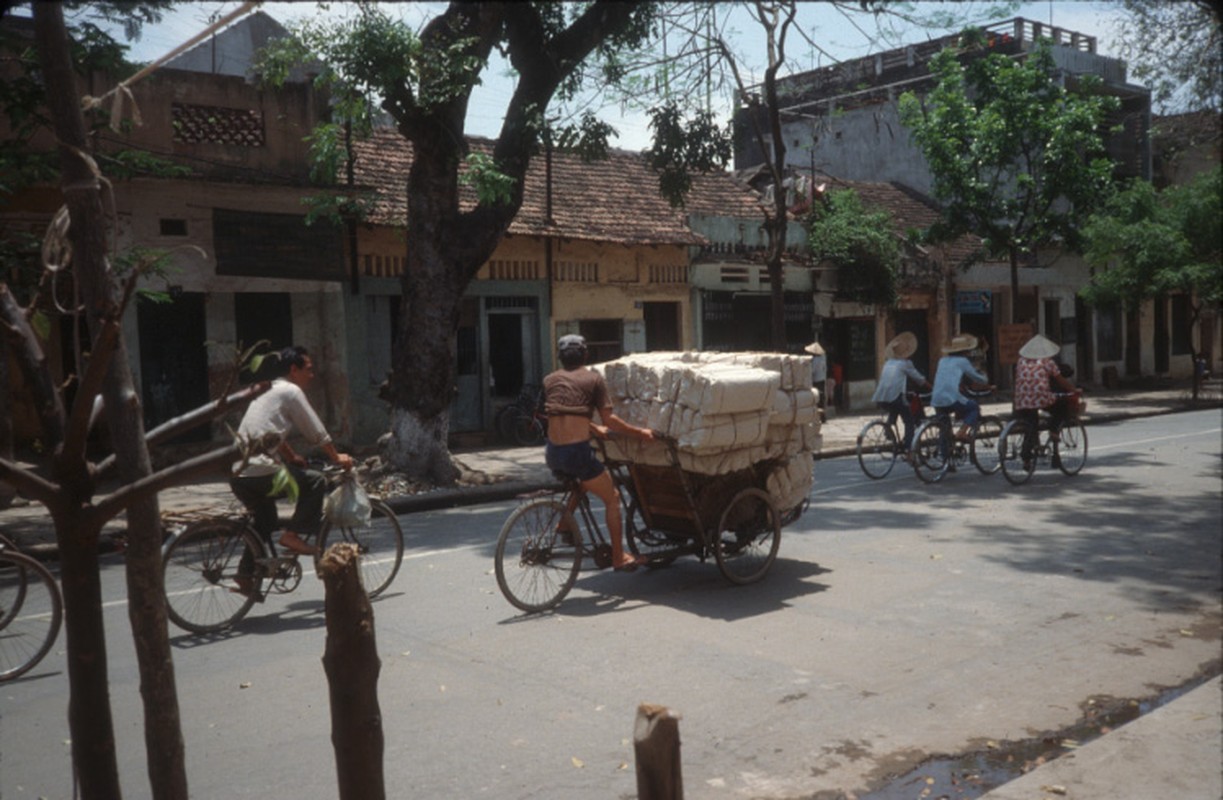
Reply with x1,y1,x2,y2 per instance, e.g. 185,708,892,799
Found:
857,671,1217,800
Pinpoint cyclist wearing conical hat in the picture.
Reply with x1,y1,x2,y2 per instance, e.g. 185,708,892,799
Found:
931,334,994,442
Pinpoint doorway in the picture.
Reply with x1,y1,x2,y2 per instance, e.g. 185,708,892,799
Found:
643,301,681,351
137,292,210,443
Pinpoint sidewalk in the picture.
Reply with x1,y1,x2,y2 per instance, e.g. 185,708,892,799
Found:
1,383,1218,799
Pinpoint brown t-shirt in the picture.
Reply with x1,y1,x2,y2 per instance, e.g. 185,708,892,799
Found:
543,367,609,417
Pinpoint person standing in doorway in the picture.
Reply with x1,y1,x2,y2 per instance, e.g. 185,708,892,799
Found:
806,341,828,423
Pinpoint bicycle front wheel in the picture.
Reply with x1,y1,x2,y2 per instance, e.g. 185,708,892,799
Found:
320,498,404,598
0,550,62,681
999,418,1037,486
494,499,582,613
912,419,949,483
163,519,263,634
970,415,1004,475
1055,420,1088,475
857,420,899,479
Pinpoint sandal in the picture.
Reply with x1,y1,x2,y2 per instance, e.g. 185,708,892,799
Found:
612,555,647,573
278,532,319,557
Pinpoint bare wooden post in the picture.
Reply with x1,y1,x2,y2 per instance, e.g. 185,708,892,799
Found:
318,543,386,800
634,703,683,800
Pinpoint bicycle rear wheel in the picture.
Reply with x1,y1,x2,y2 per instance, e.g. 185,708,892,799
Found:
856,420,899,479
0,550,62,681
970,415,1004,475
713,488,781,585
511,412,545,446
163,519,263,634
912,419,949,483
999,418,1037,486
319,498,404,598
1054,420,1088,475
494,498,582,612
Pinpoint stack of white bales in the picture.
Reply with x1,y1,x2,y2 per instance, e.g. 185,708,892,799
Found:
595,351,821,513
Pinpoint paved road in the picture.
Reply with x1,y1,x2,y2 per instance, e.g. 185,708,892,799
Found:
1,410,1219,799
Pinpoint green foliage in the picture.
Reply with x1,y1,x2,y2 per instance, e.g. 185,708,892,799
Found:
459,152,516,206
269,465,300,504
645,102,732,208
1080,168,1222,310
1114,0,1220,112
898,42,1119,262
551,111,617,162
807,189,902,307
99,149,194,179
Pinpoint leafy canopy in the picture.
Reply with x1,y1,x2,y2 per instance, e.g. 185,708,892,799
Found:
1113,0,1220,113
1080,168,1222,310
807,188,902,307
898,38,1119,261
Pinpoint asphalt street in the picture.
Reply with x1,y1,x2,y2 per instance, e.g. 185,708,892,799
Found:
1,409,1219,799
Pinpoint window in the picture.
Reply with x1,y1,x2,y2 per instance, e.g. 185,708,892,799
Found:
213,208,343,280
1096,305,1123,362
1171,295,1192,355
159,218,187,237
172,103,265,146
578,319,622,364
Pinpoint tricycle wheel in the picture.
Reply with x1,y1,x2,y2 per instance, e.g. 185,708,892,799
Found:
624,499,679,568
713,488,780,585
494,499,582,613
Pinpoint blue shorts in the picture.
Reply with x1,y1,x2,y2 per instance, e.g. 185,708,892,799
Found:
545,440,605,482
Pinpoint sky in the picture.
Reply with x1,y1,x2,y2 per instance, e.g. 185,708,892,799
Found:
60,1,1133,152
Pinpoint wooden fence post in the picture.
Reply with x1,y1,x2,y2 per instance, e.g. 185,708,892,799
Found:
319,542,386,800
634,703,683,800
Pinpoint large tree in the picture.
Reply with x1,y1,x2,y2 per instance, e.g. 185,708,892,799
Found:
263,3,659,482
898,34,1119,323
1080,168,1222,396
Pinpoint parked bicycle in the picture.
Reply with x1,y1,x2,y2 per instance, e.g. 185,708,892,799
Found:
495,384,547,446
856,391,929,479
998,391,1088,485
911,390,1003,483
0,534,63,681
161,470,404,633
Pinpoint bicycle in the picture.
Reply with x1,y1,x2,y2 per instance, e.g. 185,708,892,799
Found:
161,470,404,634
856,391,928,479
911,391,1004,484
495,384,546,446
998,392,1088,485
0,534,64,681
494,435,788,613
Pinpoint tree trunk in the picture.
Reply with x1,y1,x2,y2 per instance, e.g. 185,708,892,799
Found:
319,543,386,800
34,5,187,798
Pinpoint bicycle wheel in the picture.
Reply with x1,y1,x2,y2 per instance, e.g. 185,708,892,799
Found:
713,488,780,585
319,498,404,598
1054,420,1088,476
912,419,949,484
163,519,263,634
494,499,582,612
511,412,545,446
999,418,1037,486
856,420,899,479
495,405,520,443
0,550,63,681
970,415,1004,475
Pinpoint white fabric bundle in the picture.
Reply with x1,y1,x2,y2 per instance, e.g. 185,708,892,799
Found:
594,351,820,511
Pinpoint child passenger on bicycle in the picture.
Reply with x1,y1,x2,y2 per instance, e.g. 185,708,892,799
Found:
870,332,931,455
543,335,655,571
931,334,994,442
1013,334,1077,467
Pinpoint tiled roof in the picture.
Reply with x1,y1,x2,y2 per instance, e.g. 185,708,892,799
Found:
350,129,706,246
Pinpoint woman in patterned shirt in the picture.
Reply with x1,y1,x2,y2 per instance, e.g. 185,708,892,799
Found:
1012,334,1077,466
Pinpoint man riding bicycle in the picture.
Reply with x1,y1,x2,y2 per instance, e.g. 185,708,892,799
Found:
231,346,353,560
543,335,655,571
870,331,931,455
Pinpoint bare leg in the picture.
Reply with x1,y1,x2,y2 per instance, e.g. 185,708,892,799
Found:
580,471,635,567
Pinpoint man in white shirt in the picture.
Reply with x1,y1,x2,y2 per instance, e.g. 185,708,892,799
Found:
231,346,353,557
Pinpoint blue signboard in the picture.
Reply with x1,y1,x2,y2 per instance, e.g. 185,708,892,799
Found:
956,290,992,314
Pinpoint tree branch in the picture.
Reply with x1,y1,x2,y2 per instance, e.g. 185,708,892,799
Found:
92,441,245,524
0,284,67,448
0,457,59,507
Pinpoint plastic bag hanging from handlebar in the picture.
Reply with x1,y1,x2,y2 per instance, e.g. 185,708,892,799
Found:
324,472,372,528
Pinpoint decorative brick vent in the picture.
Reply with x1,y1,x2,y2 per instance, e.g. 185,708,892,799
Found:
172,103,265,146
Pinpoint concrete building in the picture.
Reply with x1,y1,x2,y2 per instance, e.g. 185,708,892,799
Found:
737,17,1162,389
